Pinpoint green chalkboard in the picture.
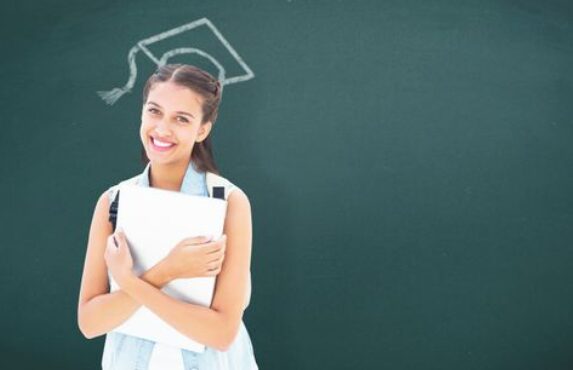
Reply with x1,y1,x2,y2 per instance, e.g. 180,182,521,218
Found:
2,0,573,369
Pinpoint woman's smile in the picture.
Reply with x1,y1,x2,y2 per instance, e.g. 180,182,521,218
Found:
150,136,176,152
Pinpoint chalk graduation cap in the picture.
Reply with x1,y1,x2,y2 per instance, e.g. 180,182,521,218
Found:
97,17,255,105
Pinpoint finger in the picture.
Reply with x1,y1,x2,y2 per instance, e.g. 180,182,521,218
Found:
104,242,117,263
194,235,213,244
107,236,118,252
203,242,224,255
207,265,222,276
113,233,124,250
113,232,129,255
211,241,226,256
178,237,197,245
207,248,225,262
180,235,212,245
116,229,128,244
181,241,216,254
205,268,220,277
203,244,225,259
206,261,222,273
206,253,222,264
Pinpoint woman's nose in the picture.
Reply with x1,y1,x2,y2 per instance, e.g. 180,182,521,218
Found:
155,119,172,136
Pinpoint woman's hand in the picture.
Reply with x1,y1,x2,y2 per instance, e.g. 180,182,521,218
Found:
160,234,227,281
104,228,136,288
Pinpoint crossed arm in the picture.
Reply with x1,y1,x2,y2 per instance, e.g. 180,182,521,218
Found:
77,188,252,351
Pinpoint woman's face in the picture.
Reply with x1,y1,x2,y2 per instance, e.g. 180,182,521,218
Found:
140,81,212,167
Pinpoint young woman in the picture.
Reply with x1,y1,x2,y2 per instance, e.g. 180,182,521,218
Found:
78,64,258,369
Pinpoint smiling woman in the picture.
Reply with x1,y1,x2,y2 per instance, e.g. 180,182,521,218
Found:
140,65,223,177
77,64,258,370
139,81,211,185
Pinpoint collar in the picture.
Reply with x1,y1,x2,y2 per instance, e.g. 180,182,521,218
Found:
139,161,208,197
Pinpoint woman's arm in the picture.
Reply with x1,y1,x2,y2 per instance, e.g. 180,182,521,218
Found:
110,188,253,351
78,190,228,339
77,191,173,339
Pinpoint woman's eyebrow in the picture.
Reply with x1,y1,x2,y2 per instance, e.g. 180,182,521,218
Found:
147,101,195,118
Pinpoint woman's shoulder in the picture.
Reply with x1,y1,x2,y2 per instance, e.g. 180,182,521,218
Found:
205,171,244,201
90,173,140,233
206,173,251,222
104,173,142,202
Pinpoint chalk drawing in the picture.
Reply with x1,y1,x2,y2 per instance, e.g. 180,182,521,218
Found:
97,17,255,105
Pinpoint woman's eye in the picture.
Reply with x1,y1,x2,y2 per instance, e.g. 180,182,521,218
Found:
147,108,159,114
178,117,189,123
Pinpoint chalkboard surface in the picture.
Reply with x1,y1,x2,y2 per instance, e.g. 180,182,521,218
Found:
1,0,572,369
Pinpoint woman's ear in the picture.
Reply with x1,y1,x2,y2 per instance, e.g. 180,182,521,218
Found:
196,121,213,143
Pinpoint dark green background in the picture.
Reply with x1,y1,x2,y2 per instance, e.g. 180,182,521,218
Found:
1,0,572,369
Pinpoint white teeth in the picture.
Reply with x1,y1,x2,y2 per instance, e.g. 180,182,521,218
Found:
152,138,174,147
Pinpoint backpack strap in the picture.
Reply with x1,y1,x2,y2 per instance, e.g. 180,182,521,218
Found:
107,175,140,232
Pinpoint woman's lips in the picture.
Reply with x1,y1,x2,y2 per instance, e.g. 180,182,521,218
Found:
150,136,175,152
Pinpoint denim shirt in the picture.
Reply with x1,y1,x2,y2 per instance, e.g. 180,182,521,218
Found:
101,161,258,370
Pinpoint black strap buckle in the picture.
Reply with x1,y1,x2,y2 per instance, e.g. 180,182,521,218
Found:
213,186,225,200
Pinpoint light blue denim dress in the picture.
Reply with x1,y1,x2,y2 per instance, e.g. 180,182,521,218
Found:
101,161,258,370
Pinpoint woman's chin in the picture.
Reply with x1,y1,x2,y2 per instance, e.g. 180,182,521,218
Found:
146,151,169,164
146,153,188,167
148,156,173,165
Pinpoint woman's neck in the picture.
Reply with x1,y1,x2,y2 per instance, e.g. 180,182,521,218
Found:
148,160,190,191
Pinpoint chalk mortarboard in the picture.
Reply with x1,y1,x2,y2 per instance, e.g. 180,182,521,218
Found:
97,17,255,105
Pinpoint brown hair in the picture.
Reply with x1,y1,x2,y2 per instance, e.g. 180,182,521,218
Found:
140,64,222,174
